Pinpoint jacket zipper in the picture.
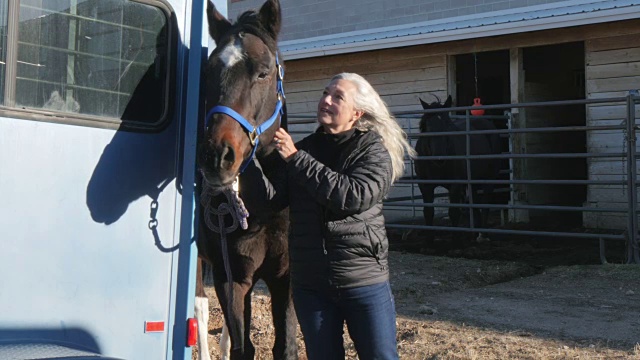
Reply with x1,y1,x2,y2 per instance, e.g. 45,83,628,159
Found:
365,221,383,267
321,211,328,255
321,137,361,282
323,150,356,257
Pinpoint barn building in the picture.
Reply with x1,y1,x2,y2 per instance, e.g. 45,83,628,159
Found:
228,0,640,232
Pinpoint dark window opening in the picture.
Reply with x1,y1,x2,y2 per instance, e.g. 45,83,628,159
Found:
455,50,511,115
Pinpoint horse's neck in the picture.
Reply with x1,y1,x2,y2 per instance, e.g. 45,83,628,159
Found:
420,114,454,133
256,148,285,176
450,118,470,131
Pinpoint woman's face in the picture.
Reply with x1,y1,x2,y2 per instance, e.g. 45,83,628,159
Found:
317,79,363,134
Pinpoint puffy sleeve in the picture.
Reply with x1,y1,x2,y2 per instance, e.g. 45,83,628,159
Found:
286,139,392,217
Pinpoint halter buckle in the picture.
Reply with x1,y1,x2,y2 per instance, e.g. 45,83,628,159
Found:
277,64,284,81
232,177,239,192
249,129,258,146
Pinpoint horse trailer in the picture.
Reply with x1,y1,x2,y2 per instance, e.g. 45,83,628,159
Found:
0,0,220,358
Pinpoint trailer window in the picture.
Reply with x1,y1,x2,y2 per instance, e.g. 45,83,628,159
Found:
5,0,171,127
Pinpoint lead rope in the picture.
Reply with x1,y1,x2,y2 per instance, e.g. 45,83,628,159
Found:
200,176,249,351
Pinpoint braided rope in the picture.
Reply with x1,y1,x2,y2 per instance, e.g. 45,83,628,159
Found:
201,179,249,232
200,177,250,350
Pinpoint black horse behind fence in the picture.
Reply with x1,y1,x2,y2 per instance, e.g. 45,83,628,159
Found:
194,1,297,359
413,95,501,246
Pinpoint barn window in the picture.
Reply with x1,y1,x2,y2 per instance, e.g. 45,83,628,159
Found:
0,0,172,129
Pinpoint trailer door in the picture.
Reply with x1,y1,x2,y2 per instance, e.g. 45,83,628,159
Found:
0,0,203,359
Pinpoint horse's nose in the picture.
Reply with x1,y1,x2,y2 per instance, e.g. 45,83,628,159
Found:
219,142,235,170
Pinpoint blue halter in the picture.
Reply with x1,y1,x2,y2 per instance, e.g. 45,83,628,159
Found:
204,54,285,173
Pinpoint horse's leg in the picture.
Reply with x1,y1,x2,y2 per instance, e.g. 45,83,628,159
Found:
242,282,255,358
475,184,493,243
220,322,230,360
214,279,254,360
418,183,436,247
265,275,298,360
195,258,213,360
448,184,464,227
448,184,468,246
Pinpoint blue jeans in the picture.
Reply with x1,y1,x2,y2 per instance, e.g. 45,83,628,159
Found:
292,281,399,360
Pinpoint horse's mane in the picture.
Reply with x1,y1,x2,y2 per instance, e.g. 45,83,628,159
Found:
418,115,429,133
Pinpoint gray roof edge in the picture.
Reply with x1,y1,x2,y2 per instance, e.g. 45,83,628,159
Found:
279,0,640,60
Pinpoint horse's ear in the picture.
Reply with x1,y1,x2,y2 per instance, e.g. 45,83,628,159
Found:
444,95,453,108
258,0,282,40
419,98,429,110
207,0,232,44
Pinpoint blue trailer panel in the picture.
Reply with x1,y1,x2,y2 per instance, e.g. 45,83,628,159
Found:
0,0,212,358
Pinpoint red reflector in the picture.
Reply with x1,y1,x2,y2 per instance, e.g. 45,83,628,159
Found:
187,318,198,347
145,321,165,333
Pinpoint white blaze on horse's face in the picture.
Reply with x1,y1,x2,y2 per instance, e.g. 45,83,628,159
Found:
219,38,244,69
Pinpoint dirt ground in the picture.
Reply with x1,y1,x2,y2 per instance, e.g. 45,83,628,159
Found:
196,232,640,359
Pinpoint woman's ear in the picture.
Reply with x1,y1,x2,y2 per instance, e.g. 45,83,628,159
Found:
353,110,364,121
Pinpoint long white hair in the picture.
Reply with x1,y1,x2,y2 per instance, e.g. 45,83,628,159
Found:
329,72,416,182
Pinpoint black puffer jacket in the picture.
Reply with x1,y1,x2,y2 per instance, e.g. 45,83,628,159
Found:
285,129,393,290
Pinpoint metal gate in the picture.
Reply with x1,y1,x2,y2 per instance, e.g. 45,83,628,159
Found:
288,91,640,264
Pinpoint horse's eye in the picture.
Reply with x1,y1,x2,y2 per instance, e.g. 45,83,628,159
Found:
257,72,269,80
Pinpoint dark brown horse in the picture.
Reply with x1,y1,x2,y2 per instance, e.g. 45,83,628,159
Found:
414,95,501,246
194,1,296,359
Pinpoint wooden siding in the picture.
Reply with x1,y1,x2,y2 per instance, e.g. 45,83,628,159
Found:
282,19,640,227
584,32,640,229
283,19,640,117
284,49,448,116
283,18,640,119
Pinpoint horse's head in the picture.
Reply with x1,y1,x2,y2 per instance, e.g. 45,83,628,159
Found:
418,94,453,133
417,94,453,157
199,0,284,186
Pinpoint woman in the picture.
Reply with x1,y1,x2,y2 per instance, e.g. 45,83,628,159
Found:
270,72,415,360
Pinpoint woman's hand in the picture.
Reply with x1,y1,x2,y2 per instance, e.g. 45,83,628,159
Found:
273,128,297,162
